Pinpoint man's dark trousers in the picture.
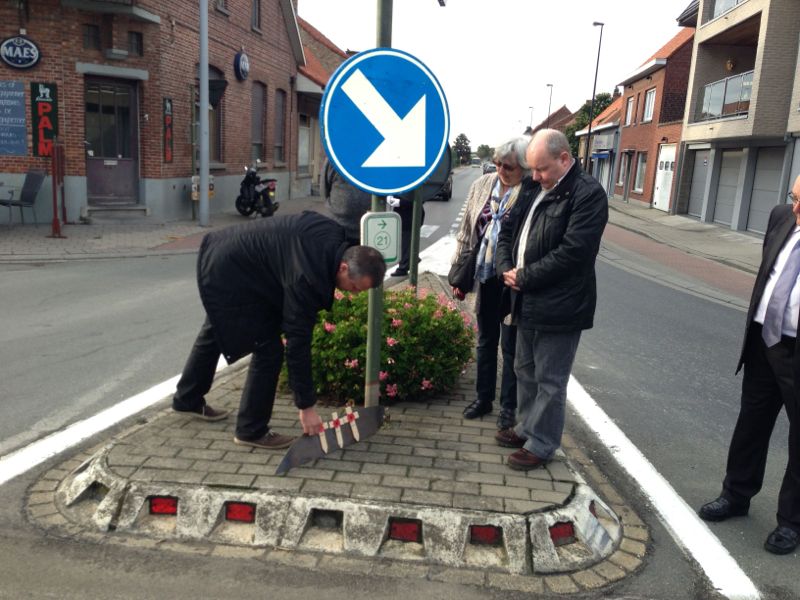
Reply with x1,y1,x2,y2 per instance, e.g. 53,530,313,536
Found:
723,322,799,532
172,317,284,441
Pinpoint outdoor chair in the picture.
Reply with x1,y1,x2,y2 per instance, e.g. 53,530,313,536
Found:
0,169,45,227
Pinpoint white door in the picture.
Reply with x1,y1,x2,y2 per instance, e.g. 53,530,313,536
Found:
652,144,676,212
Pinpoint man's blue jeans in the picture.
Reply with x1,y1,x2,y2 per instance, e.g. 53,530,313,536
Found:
513,327,581,459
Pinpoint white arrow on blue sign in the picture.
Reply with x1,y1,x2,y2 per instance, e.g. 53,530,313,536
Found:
321,48,449,196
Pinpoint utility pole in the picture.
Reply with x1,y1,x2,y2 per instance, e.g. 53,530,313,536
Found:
584,22,604,172
198,0,210,226
546,84,553,129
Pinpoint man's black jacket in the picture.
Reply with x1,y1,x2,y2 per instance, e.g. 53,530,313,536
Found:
495,161,608,332
197,211,350,408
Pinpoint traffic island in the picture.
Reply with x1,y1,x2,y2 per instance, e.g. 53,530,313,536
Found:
24,273,649,592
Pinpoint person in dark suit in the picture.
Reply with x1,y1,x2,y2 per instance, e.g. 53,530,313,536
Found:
388,193,424,277
699,175,800,555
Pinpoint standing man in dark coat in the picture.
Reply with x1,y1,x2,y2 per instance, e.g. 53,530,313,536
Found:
699,175,800,555
172,211,386,449
494,129,607,471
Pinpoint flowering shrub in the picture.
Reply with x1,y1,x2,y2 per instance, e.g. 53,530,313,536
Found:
309,287,474,404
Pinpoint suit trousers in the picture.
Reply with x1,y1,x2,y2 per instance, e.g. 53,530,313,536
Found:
172,316,285,441
475,277,517,410
723,322,799,531
513,327,581,460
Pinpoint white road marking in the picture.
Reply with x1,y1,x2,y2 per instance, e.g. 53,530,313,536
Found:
0,357,231,487
567,376,760,600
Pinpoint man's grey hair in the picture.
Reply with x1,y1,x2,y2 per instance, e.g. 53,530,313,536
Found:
530,129,571,159
342,245,386,286
493,136,531,172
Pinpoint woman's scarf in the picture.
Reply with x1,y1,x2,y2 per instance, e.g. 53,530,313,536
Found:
475,178,521,283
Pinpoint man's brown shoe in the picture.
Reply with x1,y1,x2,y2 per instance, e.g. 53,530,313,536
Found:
174,403,229,422
507,448,548,471
495,428,527,448
234,431,295,450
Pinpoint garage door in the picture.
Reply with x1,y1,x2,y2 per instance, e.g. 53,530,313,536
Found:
747,147,783,234
688,150,709,217
713,150,743,226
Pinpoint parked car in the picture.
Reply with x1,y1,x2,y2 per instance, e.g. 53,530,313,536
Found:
433,171,453,201
482,162,496,174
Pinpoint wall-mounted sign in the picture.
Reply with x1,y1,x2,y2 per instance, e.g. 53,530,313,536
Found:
163,97,173,163
1,36,41,69
31,82,57,157
233,51,249,81
0,80,27,156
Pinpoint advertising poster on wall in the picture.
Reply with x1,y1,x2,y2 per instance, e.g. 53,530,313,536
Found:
163,97,173,163
0,80,27,156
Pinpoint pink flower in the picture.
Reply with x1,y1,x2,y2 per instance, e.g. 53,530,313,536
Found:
334,290,344,300
386,383,398,398
461,313,471,326
379,370,389,381
420,378,433,390
391,318,403,328
387,308,398,314
386,337,398,347
344,358,359,369
419,289,429,299
437,292,448,306
324,321,336,333
404,302,412,309
281,337,288,347
433,309,443,319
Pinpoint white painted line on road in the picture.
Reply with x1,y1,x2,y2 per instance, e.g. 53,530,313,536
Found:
0,358,231,487
567,376,760,600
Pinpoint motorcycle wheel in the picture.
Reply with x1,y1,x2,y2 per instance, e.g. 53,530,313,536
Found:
235,195,255,216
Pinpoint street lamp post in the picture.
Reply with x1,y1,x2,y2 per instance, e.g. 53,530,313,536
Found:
584,22,604,173
545,84,553,128
528,106,534,130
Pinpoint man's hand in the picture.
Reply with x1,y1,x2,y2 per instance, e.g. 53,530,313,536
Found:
299,407,323,436
502,268,520,291
452,286,466,301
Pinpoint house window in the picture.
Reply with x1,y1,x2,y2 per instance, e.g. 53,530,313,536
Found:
625,97,634,126
643,88,656,123
83,24,101,50
251,82,266,162
251,0,261,30
617,153,629,185
216,0,227,9
274,89,286,163
634,153,647,192
128,31,143,57
298,114,311,174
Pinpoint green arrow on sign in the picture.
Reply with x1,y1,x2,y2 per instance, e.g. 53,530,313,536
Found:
379,220,387,229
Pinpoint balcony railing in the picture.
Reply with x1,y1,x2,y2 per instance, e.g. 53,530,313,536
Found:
711,0,747,20
695,70,753,122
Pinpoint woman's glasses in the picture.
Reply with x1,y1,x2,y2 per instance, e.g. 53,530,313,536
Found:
494,161,519,172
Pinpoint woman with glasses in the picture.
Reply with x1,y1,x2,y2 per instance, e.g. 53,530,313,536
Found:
452,136,533,430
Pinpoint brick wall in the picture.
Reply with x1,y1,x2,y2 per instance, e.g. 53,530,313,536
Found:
0,0,299,182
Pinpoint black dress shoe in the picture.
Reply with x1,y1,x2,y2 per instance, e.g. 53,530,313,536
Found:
507,448,548,471
764,525,800,555
463,399,492,419
698,496,749,522
391,268,408,277
496,407,515,431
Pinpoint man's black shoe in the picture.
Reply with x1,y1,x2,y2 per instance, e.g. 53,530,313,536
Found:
463,399,492,419
764,525,799,555
497,407,515,431
391,268,408,277
698,496,749,522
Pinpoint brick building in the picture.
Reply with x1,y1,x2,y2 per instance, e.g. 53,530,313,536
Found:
575,94,624,196
675,0,800,235
613,27,694,211
0,0,309,224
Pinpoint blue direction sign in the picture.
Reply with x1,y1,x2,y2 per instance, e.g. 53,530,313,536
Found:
321,48,449,196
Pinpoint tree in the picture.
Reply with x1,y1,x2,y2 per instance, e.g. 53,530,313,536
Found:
476,144,494,160
452,133,472,165
565,92,613,157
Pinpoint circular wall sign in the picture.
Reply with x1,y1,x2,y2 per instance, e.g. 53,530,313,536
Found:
0,36,41,69
233,51,249,81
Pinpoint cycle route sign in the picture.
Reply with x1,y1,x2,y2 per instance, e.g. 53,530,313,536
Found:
320,48,449,196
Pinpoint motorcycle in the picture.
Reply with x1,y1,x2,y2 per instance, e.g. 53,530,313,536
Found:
235,159,279,217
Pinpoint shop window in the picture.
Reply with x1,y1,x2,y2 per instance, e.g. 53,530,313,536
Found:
274,89,286,164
